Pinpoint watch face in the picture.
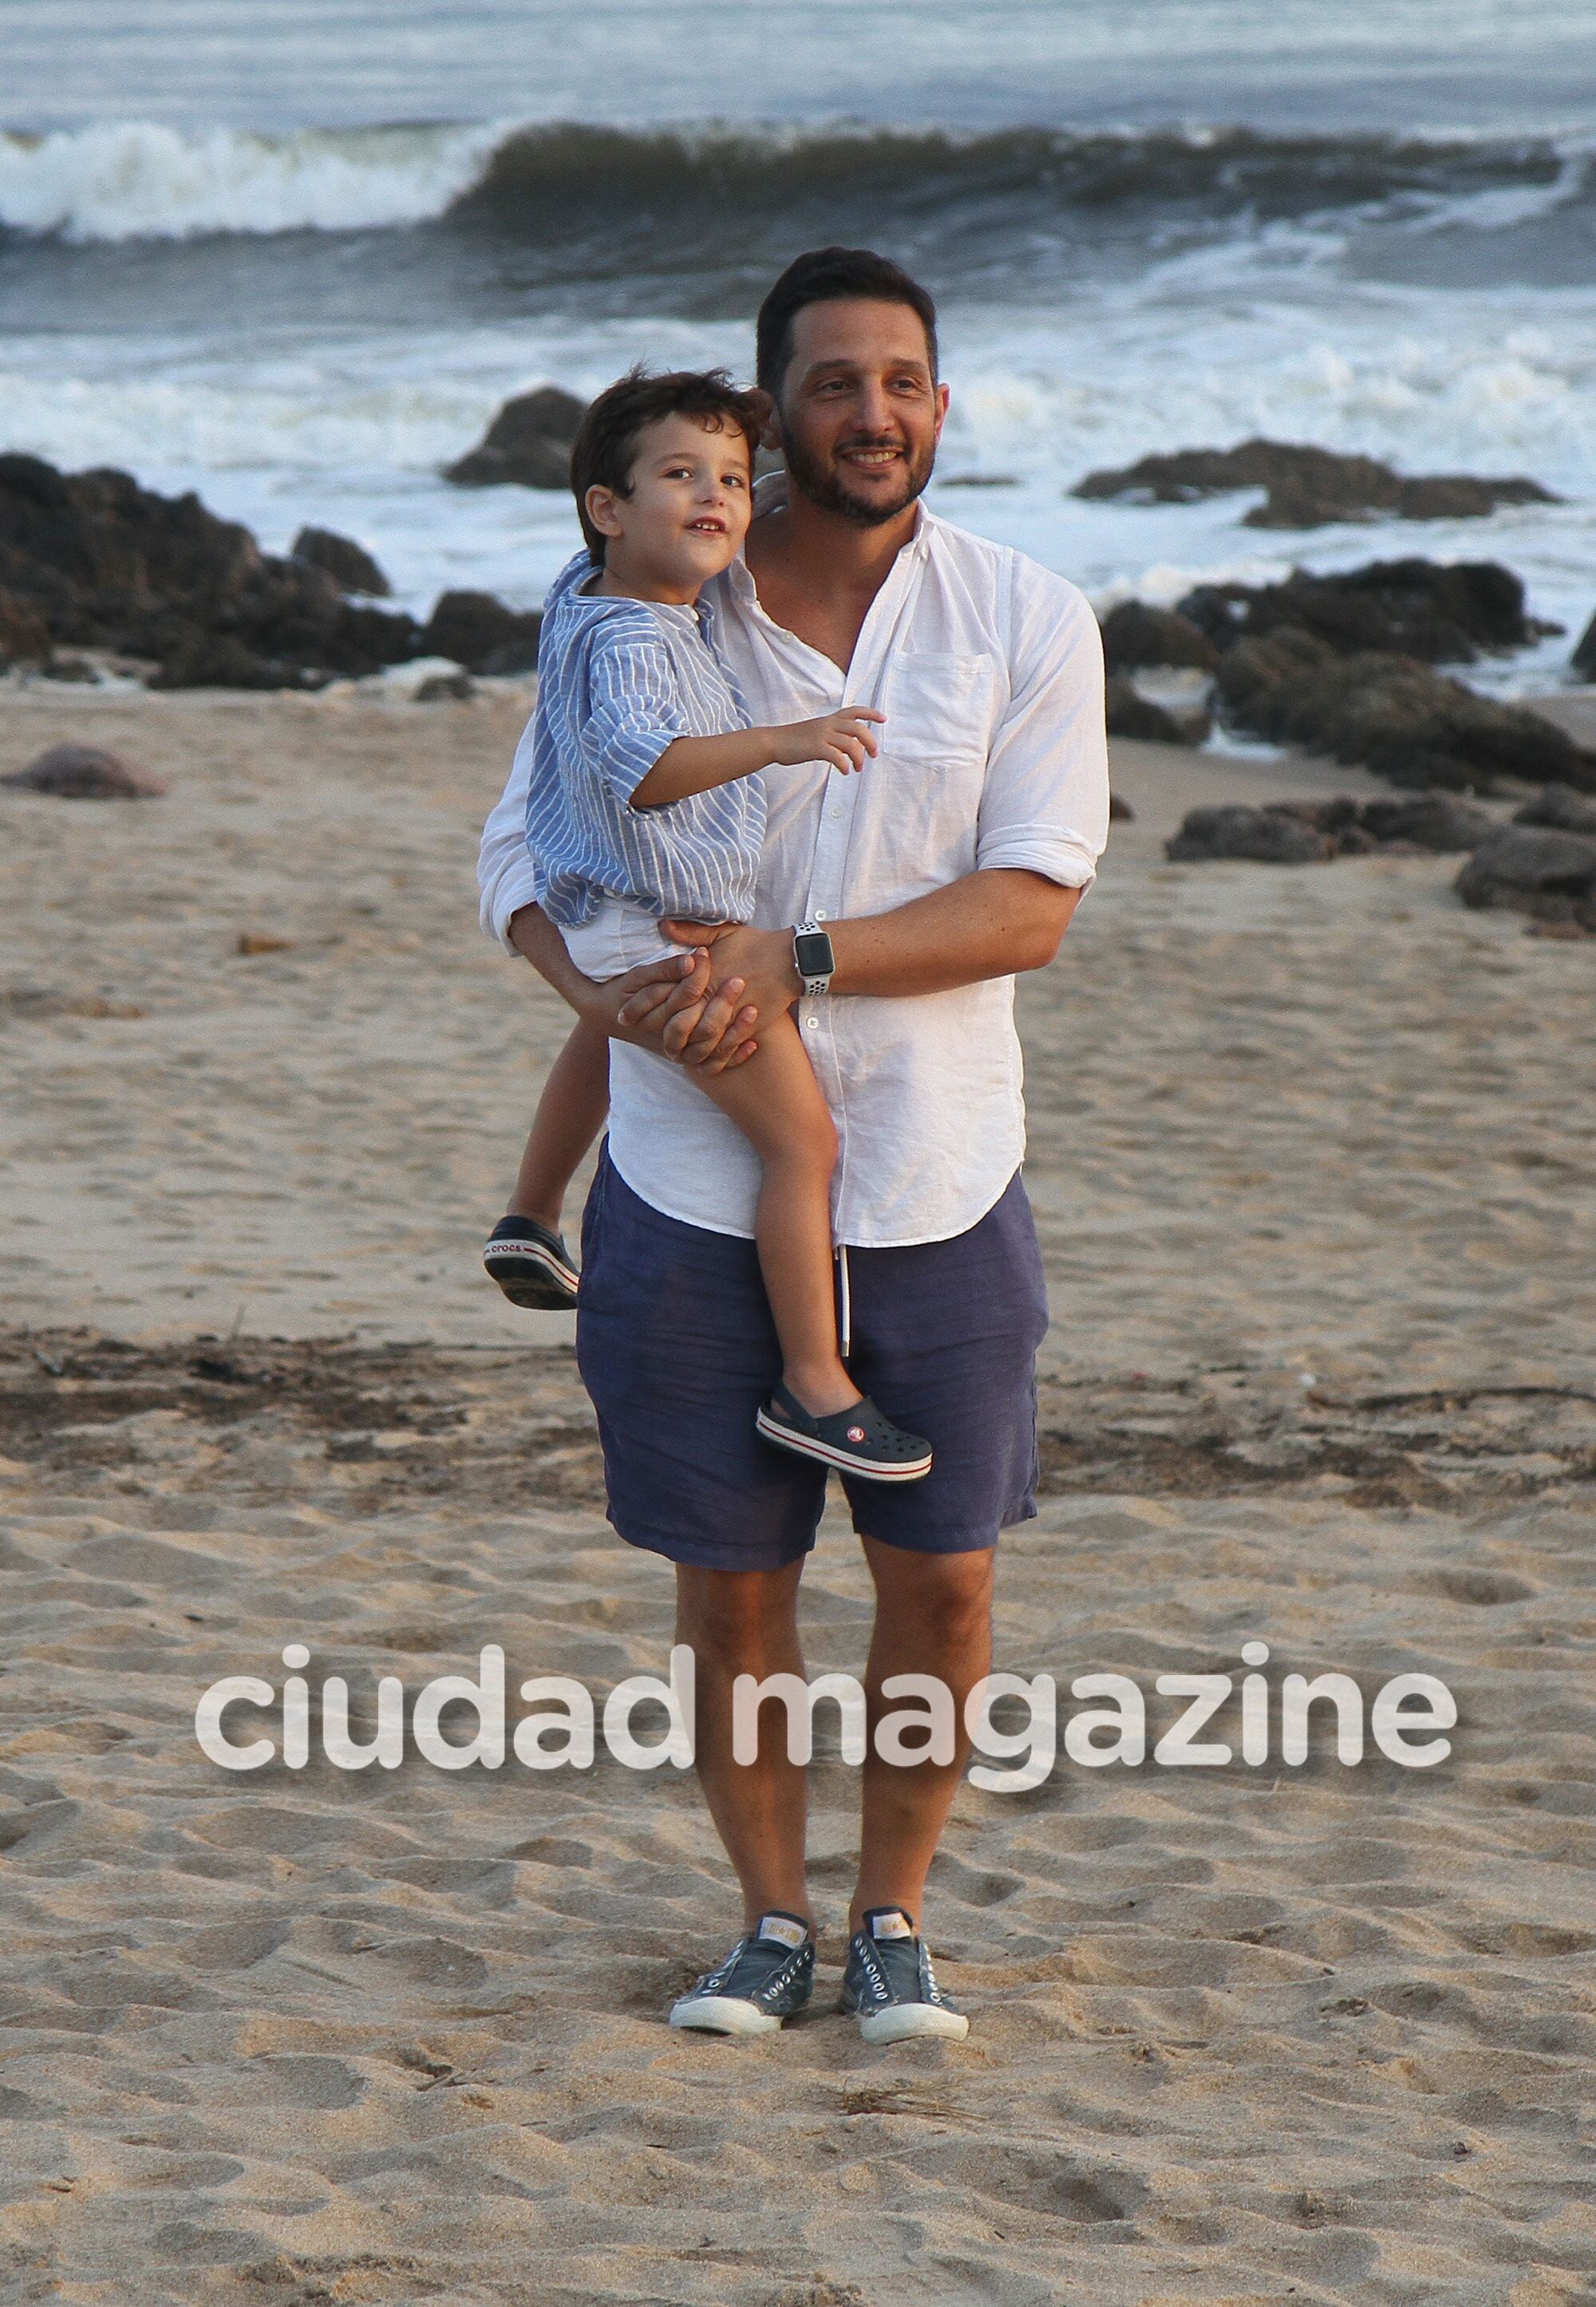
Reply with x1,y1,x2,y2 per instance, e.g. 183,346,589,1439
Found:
794,932,832,979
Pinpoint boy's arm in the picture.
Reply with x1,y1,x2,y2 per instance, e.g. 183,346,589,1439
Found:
629,708,883,808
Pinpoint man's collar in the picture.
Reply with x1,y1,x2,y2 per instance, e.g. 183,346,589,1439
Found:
732,470,935,598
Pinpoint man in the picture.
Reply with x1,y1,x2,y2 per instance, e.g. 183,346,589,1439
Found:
478,247,1108,2043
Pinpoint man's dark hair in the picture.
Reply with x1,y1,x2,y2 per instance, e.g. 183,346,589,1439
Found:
756,247,938,397
569,368,761,562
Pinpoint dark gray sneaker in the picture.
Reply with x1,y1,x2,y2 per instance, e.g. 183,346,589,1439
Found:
482,1216,579,1309
840,1906,969,2044
669,1912,815,2037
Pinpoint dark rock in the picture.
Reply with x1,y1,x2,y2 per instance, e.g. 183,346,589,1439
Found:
2,743,166,799
415,671,478,702
290,526,390,597
1573,609,1596,679
420,591,542,674
1105,676,1199,747
1098,602,1219,674
1356,796,1496,851
0,454,423,687
1108,790,1134,821
1183,559,1535,666
0,590,52,667
1073,437,1557,529
1454,826,1596,930
1166,805,1333,864
444,386,587,489
1515,783,1596,837
1214,627,1594,795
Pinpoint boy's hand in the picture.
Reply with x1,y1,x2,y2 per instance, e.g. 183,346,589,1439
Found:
769,707,884,774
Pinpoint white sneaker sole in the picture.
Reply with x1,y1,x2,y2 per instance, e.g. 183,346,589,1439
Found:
482,1242,579,1308
855,2004,970,2044
669,1994,782,2036
754,1409,933,1483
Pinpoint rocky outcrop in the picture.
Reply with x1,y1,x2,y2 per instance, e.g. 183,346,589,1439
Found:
1073,438,1558,530
1098,601,1219,674
2,744,166,799
1212,628,1592,794
1166,805,1333,864
1573,608,1596,679
0,454,554,689
1165,792,1495,864
1105,675,1210,747
1178,559,1543,666
0,454,423,687
444,386,587,489
419,591,542,674
1455,827,1596,932
1516,783,1596,837
290,526,390,597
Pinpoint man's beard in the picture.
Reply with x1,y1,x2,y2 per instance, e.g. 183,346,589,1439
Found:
779,427,935,527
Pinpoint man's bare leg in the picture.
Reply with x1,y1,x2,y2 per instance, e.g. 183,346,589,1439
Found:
850,1536,994,1930
675,1559,812,1930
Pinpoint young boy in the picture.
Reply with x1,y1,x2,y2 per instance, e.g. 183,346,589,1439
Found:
482,369,931,1483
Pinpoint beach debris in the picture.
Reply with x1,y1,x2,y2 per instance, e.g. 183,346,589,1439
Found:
1515,783,1596,838
1455,827,1596,934
235,934,293,955
414,671,477,702
1108,790,1134,821
290,526,390,597
444,385,587,489
1167,793,1494,864
2,743,166,800
1572,608,1596,680
1073,438,1558,529
419,591,542,674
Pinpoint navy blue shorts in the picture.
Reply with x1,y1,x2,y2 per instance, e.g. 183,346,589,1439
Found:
575,1148,1050,1573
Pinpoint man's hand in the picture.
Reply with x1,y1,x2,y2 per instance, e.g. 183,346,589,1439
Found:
508,905,759,1069
630,921,800,1073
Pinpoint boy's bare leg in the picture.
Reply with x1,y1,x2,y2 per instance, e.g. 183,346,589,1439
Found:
676,1559,812,1930
694,1010,857,1418
505,1017,611,1230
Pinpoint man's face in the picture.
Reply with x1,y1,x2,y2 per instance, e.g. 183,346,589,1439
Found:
771,298,948,527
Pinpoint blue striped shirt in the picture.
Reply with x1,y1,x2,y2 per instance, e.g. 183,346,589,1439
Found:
524,551,764,928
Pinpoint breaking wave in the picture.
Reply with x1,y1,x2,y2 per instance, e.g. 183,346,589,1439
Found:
1,115,1590,249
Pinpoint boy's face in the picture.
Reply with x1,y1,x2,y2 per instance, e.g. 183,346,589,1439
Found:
586,413,753,593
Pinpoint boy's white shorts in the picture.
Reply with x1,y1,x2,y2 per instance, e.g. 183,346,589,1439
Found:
560,899,703,982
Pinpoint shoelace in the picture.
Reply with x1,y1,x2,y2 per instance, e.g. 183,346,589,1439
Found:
863,1933,940,2004
701,1938,801,1999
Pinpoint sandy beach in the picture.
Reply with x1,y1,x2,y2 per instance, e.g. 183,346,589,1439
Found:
2,683,1595,2306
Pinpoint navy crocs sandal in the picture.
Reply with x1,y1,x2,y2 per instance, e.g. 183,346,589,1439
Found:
755,1384,933,1483
481,1216,579,1309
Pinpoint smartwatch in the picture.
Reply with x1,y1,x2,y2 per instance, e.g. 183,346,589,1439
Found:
792,920,836,997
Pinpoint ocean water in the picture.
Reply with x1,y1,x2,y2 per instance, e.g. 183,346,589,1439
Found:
2,1,1593,681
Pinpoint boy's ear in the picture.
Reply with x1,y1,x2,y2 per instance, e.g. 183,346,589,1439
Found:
744,389,780,452
584,483,625,539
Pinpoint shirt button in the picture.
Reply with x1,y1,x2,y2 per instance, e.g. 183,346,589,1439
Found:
806,1016,820,1029
813,909,828,920
828,805,841,819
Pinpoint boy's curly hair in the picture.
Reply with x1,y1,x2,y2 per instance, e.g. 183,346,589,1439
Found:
569,368,762,563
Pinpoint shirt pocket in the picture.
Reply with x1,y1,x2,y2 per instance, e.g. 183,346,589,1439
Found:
881,651,998,767
865,652,998,891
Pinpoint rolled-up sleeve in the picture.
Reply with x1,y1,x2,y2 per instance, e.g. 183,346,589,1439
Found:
477,712,541,951
582,622,689,806
975,567,1108,891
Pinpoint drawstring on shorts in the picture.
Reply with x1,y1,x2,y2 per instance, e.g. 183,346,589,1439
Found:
836,1243,852,1361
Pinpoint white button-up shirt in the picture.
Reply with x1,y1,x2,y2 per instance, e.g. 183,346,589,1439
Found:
478,502,1108,1249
